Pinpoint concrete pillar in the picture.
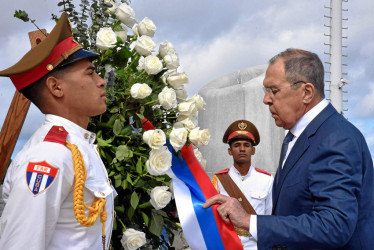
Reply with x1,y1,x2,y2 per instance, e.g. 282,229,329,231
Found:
198,64,284,178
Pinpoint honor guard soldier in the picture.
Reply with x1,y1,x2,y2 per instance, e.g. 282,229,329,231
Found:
0,13,116,250
212,120,273,250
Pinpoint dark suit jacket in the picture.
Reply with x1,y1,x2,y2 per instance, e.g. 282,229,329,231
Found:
257,103,374,249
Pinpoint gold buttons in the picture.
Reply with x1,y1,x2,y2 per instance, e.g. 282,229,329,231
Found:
241,177,244,181
238,197,242,202
99,192,105,196
84,133,89,139
58,127,64,132
258,195,261,199
46,64,54,71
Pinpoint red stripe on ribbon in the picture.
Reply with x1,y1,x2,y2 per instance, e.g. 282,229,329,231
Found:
141,117,155,131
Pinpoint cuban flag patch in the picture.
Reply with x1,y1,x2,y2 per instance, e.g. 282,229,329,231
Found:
26,161,59,196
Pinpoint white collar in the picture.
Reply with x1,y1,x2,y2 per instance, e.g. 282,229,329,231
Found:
44,114,96,144
290,99,329,138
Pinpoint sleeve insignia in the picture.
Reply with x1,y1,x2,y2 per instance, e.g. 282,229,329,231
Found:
26,161,59,196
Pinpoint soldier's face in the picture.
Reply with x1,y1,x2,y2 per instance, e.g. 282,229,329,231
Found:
228,139,255,165
58,59,107,126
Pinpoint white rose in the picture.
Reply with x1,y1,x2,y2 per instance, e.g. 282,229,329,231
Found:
194,149,207,169
175,85,188,102
149,186,172,210
132,24,139,37
121,228,146,250
130,83,152,99
104,0,119,15
96,27,117,50
134,35,156,56
170,127,188,151
164,52,180,69
115,3,136,28
115,26,128,42
178,101,198,117
159,40,176,58
137,17,157,37
136,56,145,71
176,115,197,131
188,94,206,111
143,129,166,149
144,55,163,75
189,127,211,147
158,87,177,110
166,71,189,89
146,146,172,176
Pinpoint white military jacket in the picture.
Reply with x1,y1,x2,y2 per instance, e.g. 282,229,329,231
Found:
0,114,116,250
213,166,273,250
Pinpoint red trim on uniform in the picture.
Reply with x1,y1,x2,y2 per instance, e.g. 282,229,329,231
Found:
10,36,80,90
141,117,155,131
255,167,271,176
215,168,230,175
44,126,68,146
227,131,255,143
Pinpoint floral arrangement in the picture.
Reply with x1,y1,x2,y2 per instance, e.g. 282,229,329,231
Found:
16,0,210,249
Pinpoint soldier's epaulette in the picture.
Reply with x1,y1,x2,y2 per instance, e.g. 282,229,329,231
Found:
255,167,271,176
44,126,68,146
215,168,230,175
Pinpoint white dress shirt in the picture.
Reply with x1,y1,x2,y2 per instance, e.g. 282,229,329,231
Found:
0,114,117,250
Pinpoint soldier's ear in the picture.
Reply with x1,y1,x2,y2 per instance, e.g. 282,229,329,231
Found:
45,76,64,98
251,147,256,155
228,148,233,156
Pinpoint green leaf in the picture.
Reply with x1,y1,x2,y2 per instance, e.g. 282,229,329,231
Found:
115,205,125,214
130,191,139,209
136,157,143,174
121,179,128,190
128,206,135,220
126,173,133,185
114,174,122,188
14,10,30,22
120,125,132,136
97,137,112,147
115,145,133,161
113,119,123,135
149,210,164,236
110,106,119,113
141,212,149,226
136,113,145,120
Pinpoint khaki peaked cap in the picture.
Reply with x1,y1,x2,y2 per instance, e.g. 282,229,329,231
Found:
222,119,260,146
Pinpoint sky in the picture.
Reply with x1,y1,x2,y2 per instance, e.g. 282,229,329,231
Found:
0,0,373,159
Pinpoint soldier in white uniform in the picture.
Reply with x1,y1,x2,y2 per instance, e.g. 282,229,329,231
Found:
212,120,273,250
0,13,116,250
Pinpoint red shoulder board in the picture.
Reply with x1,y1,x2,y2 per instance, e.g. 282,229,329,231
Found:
44,126,68,146
215,168,230,175
255,168,271,176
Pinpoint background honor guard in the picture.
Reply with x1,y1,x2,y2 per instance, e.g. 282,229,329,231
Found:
212,120,273,249
0,13,116,250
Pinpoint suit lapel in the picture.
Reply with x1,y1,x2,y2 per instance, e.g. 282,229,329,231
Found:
272,103,337,213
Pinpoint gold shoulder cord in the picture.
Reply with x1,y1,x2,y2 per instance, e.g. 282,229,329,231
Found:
66,141,107,250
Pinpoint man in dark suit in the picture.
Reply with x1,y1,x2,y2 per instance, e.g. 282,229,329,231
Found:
204,48,374,249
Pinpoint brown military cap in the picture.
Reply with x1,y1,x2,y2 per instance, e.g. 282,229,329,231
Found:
222,120,260,146
0,12,98,91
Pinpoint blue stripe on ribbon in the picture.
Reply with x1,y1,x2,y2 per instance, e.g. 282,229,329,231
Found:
168,144,225,250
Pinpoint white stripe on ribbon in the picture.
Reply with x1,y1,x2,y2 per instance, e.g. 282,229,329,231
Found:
171,176,208,250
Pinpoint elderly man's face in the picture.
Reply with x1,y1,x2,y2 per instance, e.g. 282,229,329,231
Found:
262,59,305,130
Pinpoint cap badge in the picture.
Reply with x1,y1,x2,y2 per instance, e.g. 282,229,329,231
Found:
238,122,247,130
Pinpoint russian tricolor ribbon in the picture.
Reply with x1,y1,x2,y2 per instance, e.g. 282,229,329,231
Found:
167,143,243,250
141,117,242,249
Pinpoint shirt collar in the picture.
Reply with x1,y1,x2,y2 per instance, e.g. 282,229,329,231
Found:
45,114,96,144
290,99,329,138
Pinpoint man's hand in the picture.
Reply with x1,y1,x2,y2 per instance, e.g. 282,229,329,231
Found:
203,194,251,231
